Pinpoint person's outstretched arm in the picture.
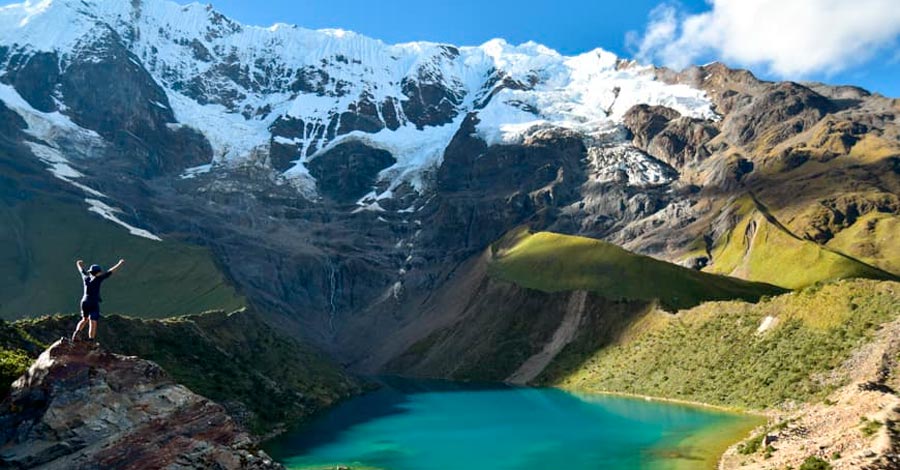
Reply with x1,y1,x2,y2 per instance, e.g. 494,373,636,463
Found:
108,259,125,274
76,259,86,275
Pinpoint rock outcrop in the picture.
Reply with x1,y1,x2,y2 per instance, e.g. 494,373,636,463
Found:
623,104,719,169
8,310,361,435
0,340,283,470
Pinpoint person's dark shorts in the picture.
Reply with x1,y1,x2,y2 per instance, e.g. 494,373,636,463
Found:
80,300,100,321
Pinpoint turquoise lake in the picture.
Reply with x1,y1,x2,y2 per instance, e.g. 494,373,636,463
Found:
264,378,760,470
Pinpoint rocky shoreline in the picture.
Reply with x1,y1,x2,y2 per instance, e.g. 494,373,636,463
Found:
719,317,900,470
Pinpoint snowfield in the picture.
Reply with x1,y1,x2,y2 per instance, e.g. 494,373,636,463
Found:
0,82,163,241
0,0,715,200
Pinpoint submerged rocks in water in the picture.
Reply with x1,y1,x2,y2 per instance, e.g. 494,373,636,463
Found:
0,340,283,470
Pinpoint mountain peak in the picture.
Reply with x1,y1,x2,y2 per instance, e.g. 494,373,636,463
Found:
0,0,717,197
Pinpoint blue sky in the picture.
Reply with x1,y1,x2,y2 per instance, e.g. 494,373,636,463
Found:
206,0,900,97
209,0,670,55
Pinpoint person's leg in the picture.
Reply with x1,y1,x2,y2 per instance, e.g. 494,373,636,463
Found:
72,317,88,341
88,319,98,339
72,301,89,341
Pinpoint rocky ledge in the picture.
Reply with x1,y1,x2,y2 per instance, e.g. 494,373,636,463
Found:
0,340,283,470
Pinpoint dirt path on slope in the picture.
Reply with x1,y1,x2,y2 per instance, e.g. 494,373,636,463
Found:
506,290,588,384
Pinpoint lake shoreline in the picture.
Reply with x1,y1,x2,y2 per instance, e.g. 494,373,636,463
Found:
264,377,768,470
566,388,767,470
565,388,769,418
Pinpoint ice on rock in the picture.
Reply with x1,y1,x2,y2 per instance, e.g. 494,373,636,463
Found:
86,198,163,241
0,0,717,197
0,82,162,240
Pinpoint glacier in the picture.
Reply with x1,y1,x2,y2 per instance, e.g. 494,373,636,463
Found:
0,0,717,197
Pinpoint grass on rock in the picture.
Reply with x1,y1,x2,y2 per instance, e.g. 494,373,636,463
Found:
705,196,896,289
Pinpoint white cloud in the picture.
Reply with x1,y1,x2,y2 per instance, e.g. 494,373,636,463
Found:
630,0,900,77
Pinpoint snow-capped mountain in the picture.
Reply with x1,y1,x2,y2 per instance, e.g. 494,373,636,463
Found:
0,0,713,200
3,0,895,364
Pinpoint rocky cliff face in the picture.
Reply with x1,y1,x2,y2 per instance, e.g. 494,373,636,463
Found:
0,0,896,369
7,309,360,434
0,340,283,470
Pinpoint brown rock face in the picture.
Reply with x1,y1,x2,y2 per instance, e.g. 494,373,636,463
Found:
0,340,283,470
623,104,719,168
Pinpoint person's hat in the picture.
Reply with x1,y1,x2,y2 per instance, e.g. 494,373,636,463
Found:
89,264,102,274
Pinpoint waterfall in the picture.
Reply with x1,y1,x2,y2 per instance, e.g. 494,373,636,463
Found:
325,258,339,334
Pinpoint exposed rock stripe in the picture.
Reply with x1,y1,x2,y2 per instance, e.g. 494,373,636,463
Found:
506,290,588,384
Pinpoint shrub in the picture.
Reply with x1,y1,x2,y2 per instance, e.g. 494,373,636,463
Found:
799,456,831,470
860,417,883,437
738,433,764,455
0,348,33,397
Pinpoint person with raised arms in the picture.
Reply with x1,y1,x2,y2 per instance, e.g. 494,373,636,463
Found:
71,259,125,344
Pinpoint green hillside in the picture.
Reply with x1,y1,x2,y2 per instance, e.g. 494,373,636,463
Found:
826,211,900,277
489,229,785,311
703,196,897,289
5,309,360,434
545,279,900,410
0,320,46,397
0,196,244,319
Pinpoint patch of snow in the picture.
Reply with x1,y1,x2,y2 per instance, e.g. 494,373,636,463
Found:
0,0,102,52
352,201,386,213
179,163,213,179
272,135,297,145
0,83,107,191
757,315,778,334
587,143,676,187
85,198,162,241
0,83,162,240
0,84,100,139
149,99,169,110
166,92,273,163
281,160,317,197
22,142,113,199
309,116,463,193
473,46,715,146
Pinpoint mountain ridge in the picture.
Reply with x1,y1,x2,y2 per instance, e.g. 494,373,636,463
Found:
0,3,899,466
0,0,715,193
0,0,896,369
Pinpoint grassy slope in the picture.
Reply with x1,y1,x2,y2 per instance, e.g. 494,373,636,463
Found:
489,229,784,311
704,196,896,289
826,211,900,277
9,310,360,434
0,320,46,397
546,279,900,410
0,196,245,319
727,116,900,284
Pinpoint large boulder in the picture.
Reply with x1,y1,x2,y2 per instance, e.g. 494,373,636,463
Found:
0,340,283,470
